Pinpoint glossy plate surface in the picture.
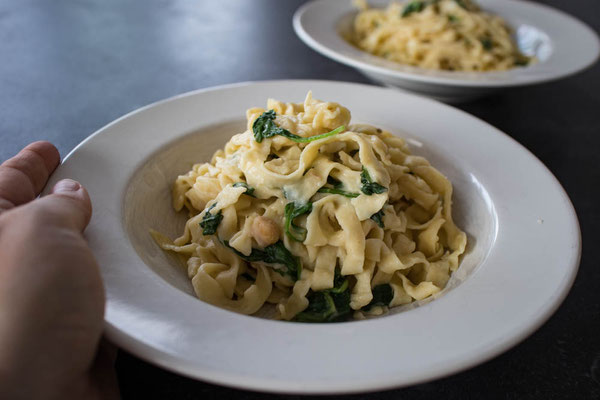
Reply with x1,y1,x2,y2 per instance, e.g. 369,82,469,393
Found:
45,80,580,394
293,0,600,102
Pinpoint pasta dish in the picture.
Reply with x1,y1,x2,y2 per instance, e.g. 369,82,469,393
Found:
349,0,530,71
152,93,467,322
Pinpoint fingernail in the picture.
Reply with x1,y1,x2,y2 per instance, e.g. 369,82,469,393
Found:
53,179,81,193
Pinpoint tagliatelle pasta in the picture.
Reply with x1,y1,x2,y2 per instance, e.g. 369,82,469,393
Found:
350,0,530,71
152,92,467,322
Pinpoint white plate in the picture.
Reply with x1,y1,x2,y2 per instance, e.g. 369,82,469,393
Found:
45,80,580,394
293,0,600,102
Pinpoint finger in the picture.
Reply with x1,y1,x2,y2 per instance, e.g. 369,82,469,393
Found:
0,141,60,213
23,179,93,232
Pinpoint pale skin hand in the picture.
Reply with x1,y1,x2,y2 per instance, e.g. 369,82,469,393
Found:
0,142,119,399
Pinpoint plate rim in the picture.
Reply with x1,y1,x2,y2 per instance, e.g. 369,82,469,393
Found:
55,80,582,394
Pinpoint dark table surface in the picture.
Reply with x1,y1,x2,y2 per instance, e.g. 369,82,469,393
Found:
1,0,599,398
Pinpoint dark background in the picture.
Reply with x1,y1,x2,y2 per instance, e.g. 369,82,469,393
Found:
1,0,598,398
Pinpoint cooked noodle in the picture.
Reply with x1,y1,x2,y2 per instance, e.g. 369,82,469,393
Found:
152,93,467,321
350,0,530,71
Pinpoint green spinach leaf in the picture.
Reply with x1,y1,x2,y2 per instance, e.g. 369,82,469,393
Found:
362,284,394,311
223,240,301,281
402,1,425,17
454,0,469,9
284,202,313,242
294,292,337,322
360,167,387,195
370,208,385,228
327,175,344,189
316,187,360,198
318,174,360,198
252,110,345,143
294,269,352,322
480,37,493,50
232,182,256,197
402,0,442,17
199,203,223,235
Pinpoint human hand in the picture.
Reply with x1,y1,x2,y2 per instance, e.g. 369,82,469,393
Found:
0,142,119,399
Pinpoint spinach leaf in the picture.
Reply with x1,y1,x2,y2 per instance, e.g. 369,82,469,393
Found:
329,269,349,294
284,202,313,242
199,203,223,235
370,208,385,228
362,284,394,311
223,240,301,281
318,175,360,198
317,187,360,198
402,1,425,17
327,175,344,189
232,182,256,197
294,292,337,322
480,37,493,50
360,167,387,195
454,0,469,9
252,110,345,143
447,14,459,22
295,269,351,322
402,0,441,17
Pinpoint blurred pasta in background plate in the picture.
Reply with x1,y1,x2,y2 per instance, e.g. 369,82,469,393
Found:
350,0,531,71
152,92,467,322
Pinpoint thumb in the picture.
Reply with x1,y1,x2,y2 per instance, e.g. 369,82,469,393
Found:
33,179,92,232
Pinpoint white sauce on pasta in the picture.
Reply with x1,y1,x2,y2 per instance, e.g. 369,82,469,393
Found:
152,93,467,321
350,0,530,71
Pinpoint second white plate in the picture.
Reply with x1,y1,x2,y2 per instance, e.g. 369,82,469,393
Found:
294,0,600,102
